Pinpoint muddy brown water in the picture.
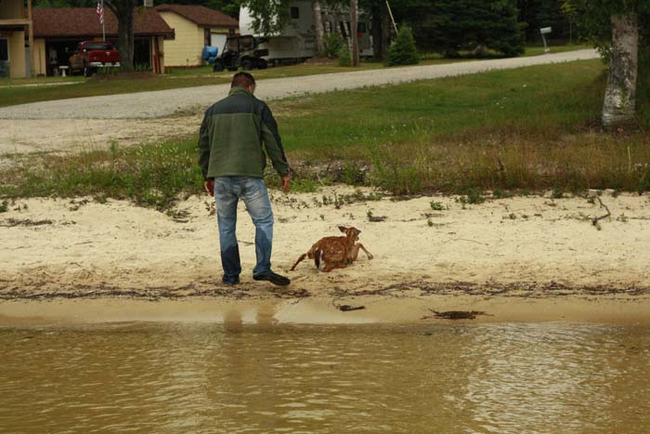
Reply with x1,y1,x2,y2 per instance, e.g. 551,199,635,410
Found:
1,321,650,434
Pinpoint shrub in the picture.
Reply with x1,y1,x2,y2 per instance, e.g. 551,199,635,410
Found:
337,46,351,67
323,32,344,58
385,26,420,67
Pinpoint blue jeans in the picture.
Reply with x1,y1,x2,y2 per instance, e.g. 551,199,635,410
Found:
214,177,274,281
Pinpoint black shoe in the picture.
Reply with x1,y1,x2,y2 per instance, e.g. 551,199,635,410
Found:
222,276,240,286
253,271,291,287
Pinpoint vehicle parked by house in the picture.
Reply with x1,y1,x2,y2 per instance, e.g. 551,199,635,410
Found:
210,35,268,72
156,4,238,69
68,41,120,76
238,0,374,65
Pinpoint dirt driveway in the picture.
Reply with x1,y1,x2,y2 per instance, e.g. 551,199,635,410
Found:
0,49,598,159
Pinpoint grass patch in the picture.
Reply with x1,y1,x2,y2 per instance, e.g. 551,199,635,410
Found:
2,58,649,207
0,140,204,209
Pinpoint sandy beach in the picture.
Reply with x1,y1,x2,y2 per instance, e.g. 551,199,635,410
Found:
1,187,649,324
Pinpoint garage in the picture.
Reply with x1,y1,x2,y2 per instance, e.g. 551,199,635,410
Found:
32,7,174,76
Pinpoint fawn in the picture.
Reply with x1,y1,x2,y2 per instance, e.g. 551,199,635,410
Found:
290,226,374,272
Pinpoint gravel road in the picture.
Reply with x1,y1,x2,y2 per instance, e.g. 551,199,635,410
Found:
1,49,598,120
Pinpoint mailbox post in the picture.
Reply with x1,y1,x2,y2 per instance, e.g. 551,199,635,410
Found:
540,27,552,53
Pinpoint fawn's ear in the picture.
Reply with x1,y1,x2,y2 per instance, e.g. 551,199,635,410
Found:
354,228,361,235
338,226,348,233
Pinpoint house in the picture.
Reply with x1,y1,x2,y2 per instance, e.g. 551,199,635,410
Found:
155,4,238,68
0,0,34,78
32,7,174,76
239,1,374,64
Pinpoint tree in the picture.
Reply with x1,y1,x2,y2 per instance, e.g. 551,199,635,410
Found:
603,12,638,126
563,0,649,126
362,0,428,59
385,25,419,66
407,0,525,57
104,0,138,71
350,0,359,66
312,0,325,54
242,0,291,36
517,0,573,43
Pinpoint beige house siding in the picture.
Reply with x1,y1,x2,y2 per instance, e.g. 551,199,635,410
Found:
7,30,26,78
0,0,30,78
158,11,204,67
33,38,46,76
0,0,25,19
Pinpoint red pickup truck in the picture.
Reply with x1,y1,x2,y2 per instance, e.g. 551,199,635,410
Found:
69,41,120,76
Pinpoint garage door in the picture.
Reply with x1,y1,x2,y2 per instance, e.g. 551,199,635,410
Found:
210,33,227,52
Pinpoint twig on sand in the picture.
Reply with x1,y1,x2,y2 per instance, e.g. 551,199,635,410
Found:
451,238,487,246
422,309,489,320
592,197,611,231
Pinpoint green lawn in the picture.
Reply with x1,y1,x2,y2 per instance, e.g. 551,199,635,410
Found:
0,45,590,109
276,59,604,154
3,59,648,208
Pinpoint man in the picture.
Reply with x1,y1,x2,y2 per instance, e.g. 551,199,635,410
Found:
199,72,291,286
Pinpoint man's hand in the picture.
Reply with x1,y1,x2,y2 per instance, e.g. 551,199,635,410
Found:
204,179,215,197
281,175,291,194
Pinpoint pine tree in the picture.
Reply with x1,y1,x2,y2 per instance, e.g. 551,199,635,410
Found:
411,0,525,58
385,26,420,66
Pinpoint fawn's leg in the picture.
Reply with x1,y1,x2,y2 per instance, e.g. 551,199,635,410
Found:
322,260,349,272
350,243,374,261
359,243,374,260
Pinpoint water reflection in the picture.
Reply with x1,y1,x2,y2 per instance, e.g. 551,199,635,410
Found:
1,323,649,433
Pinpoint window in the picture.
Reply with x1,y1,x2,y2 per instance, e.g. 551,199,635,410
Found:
290,6,299,19
84,42,113,51
0,39,8,62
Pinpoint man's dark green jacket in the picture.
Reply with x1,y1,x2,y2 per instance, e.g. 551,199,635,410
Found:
198,87,290,180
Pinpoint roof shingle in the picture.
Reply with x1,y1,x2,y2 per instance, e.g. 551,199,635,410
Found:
155,4,238,29
33,7,175,39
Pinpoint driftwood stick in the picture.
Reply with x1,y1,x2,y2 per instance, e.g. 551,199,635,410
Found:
592,197,611,230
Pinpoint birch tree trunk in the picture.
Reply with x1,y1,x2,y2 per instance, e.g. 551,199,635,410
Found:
312,0,325,55
350,0,359,67
602,13,638,127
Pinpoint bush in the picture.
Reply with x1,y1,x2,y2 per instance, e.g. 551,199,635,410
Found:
385,26,420,67
323,32,344,58
337,46,351,67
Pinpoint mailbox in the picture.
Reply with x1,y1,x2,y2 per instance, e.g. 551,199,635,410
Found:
540,27,552,52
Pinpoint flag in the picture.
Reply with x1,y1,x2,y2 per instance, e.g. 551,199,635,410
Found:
96,0,104,25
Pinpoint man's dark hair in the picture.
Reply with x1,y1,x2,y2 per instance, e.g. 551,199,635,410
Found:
231,72,256,89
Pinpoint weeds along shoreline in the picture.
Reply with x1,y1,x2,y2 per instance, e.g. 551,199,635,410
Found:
1,59,649,210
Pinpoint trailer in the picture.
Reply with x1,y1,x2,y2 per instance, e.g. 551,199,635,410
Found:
238,1,373,65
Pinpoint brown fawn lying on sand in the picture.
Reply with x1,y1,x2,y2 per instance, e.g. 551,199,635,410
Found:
290,226,374,272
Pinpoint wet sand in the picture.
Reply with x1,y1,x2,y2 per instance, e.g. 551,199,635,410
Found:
2,294,650,326
1,187,649,325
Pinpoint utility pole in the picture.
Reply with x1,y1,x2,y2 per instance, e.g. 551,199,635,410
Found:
350,0,359,67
